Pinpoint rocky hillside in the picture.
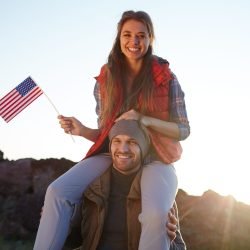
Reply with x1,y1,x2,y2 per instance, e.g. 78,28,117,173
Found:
0,157,250,250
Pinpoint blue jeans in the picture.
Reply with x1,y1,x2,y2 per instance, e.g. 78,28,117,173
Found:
139,161,177,250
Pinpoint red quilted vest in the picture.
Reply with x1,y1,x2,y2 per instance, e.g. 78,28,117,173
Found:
85,57,182,163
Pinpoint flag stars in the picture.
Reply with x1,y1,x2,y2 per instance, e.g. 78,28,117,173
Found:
16,77,37,96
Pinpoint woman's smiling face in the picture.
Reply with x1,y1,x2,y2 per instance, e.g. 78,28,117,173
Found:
120,19,151,63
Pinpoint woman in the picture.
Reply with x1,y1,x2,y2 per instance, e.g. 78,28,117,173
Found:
34,10,190,250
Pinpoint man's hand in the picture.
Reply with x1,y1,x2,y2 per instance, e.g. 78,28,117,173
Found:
166,206,178,241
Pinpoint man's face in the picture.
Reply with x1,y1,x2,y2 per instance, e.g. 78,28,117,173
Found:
111,134,141,175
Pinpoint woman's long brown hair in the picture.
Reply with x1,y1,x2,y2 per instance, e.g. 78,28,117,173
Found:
99,10,156,127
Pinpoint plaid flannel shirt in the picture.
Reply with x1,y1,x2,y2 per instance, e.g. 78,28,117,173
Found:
93,73,190,141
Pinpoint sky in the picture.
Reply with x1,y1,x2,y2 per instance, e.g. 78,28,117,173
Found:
1,0,250,205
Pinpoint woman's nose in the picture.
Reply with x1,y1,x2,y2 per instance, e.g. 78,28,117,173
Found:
131,36,139,45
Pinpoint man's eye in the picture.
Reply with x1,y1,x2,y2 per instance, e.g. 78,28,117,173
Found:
129,141,137,145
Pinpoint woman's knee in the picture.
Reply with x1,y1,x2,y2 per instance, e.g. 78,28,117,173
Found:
139,208,168,229
45,180,65,201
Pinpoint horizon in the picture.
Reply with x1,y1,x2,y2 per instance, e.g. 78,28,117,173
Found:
1,1,250,206
1,152,249,207
1,152,249,206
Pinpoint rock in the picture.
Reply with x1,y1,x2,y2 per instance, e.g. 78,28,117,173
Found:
0,158,74,240
31,158,74,195
0,159,33,197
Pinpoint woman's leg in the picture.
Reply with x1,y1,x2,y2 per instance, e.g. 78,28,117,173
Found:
138,161,178,250
34,153,112,250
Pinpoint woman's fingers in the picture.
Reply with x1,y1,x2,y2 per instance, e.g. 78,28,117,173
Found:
115,109,141,122
58,115,74,133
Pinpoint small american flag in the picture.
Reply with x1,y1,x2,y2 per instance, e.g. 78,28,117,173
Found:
0,77,43,122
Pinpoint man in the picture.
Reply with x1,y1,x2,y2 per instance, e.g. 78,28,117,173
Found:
69,119,186,250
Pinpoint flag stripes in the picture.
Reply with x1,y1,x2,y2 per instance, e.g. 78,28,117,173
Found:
0,77,43,122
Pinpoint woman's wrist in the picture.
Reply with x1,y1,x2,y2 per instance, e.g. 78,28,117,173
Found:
79,124,86,137
140,115,151,127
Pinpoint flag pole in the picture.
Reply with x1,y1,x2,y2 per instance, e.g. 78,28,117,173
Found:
30,76,75,143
